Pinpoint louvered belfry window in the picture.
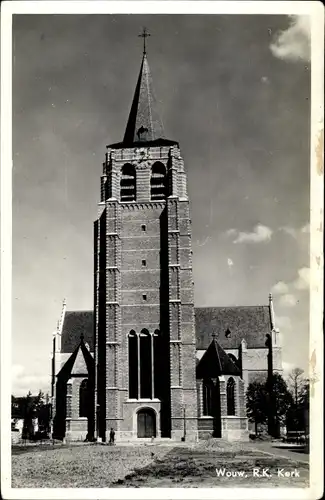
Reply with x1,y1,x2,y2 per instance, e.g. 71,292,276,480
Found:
120,164,136,201
150,162,167,200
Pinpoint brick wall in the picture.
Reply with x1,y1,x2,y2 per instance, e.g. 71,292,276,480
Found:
65,377,89,441
95,145,197,441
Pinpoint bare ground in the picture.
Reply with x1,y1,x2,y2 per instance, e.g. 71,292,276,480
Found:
11,440,309,488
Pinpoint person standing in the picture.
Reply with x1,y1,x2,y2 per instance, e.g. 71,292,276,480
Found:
109,427,115,445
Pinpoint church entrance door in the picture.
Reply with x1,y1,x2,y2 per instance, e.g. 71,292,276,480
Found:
137,408,156,438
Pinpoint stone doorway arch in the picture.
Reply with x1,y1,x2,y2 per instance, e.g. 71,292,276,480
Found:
137,408,157,438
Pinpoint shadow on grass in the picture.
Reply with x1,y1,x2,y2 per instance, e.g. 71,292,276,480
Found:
111,446,308,487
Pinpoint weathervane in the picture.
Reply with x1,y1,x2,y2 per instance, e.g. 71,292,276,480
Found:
138,27,151,54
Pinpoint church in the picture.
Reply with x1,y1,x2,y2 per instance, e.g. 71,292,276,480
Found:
51,35,283,443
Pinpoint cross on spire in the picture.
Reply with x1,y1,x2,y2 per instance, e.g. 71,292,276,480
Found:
138,27,151,54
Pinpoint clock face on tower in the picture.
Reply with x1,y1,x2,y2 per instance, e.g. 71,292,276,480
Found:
136,148,150,162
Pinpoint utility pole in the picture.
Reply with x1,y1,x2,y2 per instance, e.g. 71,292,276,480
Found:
96,404,99,441
182,405,186,441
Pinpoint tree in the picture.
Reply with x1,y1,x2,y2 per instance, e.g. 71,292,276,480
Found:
246,381,268,436
247,374,293,438
287,374,309,434
22,391,35,440
298,379,309,435
286,368,309,433
288,368,304,406
19,390,51,440
271,373,294,436
37,392,51,434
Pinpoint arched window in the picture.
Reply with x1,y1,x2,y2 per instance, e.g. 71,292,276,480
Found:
79,379,89,417
128,330,138,399
128,328,159,400
140,329,152,399
203,379,213,416
153,330,162,399
120,164,136,202
150,162,167,200
227,377,236,416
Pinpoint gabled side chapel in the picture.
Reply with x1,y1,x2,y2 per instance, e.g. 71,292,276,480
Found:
51,38,282,443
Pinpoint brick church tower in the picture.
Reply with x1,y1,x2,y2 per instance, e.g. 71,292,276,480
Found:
94,36,198,441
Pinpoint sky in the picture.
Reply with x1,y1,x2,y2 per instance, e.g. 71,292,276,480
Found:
11,14,311,396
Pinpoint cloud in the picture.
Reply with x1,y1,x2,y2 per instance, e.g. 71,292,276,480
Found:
280,226,297,238
279,293,297,307
270,15,311,62
230,224,273,244
272,281,289,295
293,267,310,290
301,223,310,234
279,223,310,239
276,315,292,330
12,364,50,397
261,76,270,85
271,267,310,310
282,361,296,375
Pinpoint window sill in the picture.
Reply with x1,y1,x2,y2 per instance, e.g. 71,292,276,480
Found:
65,417,88,420
126,398,161,403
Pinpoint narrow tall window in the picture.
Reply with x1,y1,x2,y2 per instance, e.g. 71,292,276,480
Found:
128,329,157,400
227,377,236,416
120,164,136,201
153,330,161,398
128,330,138,399
79,379,89,417
150,162,167,200
203,379,213,416
140,329,152,398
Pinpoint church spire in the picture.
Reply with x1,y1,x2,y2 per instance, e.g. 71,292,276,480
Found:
123,29,165,145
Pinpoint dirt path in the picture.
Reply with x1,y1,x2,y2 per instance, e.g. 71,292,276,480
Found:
249,441,309,464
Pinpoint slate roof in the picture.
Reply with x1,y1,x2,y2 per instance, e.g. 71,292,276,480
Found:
196,338,241,379
195,306,272,350
60,305,271,354
61,311,94,353
57,337,94,381
123,53,166,146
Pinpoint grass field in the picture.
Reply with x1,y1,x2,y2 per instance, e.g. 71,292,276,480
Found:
11,440,309,488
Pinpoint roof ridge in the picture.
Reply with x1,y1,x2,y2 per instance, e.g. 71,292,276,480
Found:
213,339,222,372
